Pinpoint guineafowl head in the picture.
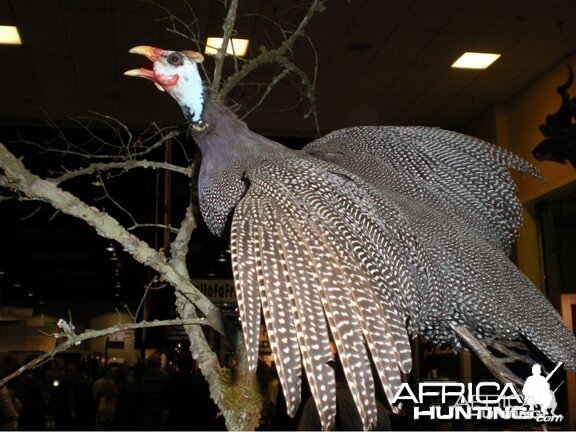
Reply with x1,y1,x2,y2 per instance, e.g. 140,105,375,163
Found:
125,46,206,128
124,45,292,237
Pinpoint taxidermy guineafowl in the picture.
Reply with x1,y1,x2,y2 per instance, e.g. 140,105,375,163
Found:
126,46,576,430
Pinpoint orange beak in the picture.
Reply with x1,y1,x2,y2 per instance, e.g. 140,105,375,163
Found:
128,45,162,61
124,46,163,82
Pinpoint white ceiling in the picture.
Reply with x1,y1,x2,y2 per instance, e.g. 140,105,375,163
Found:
0,0,575,136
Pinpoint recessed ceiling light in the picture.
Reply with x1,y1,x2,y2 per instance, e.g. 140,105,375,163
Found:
205,37,249,57
0,26,22,45
452,52,500,69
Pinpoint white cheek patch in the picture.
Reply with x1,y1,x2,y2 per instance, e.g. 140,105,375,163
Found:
156,60,204,123
178,63,204,123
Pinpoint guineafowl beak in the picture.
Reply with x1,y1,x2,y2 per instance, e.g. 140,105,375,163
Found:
128,45,162,61
125,45,166,91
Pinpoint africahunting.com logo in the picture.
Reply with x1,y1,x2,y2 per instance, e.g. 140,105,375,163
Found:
392,362,564,423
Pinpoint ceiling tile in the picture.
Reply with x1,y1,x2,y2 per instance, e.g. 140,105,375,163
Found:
467,33,520,54
0,3,16,23
484,3,541,36
330,91,384,125
113,12,161,51
430,95,489,127
371,30,434,65
118,103,157,125
61,0,111,9
305,23,347,64
162,0,212,16
332,27,392,63
64,9,114,48
443,0,504,33
37,77,80,104
351,64,405,93
424,69,481,96
412,32,476,67
28,46,75,77
1,76,41,102
494,69,546,102
315,89,346,120
352,0,413,28
459,62,518,98
72,47,116,78
10,0,58,8
387,66,444,95
313,0,365,27
12,6,68,46
522,35,576,83
76,78,117,105
393,94,448,124
317,61,364,92
0,47,32,76
497,37,555,71
397,0,465,32
374,93,418,123
527,0,576,39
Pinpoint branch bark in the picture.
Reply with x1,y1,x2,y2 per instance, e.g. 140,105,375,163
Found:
0,142,223,334
0,318,205,388
169,204,263,431
53,160,192,184
211,0,239,97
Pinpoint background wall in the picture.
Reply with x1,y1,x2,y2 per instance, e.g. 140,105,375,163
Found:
463,50,576,290
463,50,576,430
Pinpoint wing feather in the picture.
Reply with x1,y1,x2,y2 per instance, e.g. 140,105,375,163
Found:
304,126,542,254
276,221,337,428
287,218,378,429
251,198,303,416
231,198,261,372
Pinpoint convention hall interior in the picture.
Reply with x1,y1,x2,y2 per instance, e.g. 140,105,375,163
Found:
0,0,575,430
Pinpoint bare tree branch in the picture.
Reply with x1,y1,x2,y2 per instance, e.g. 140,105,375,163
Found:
0,318,206,388
219,0,325,99
211,0,239,96
53,160,192,184
127,223,179,234
0,142,223,333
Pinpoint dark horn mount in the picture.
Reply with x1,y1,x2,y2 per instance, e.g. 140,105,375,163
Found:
533,64,576,169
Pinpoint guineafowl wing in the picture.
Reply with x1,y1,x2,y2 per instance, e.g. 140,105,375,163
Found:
305,126,541,256
231,157,416,430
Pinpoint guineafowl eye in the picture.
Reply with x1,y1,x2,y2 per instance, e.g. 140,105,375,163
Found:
168,53,183,66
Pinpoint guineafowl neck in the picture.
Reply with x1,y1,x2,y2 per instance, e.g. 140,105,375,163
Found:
191,99,290,164
190,99,294,236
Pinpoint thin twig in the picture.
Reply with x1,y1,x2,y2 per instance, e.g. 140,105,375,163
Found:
212,0,239,96
0,318,206,388
53,161,191,184
219,0,325,99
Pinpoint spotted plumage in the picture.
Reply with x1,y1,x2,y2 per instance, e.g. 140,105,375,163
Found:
127,47,576,431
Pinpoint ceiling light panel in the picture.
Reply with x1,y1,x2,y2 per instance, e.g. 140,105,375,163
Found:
452,52,500,69
0,26,22,45
205,37,249,57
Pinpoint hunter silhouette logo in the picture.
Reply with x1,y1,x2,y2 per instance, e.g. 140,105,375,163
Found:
521,362,561,416
392,362,564,423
